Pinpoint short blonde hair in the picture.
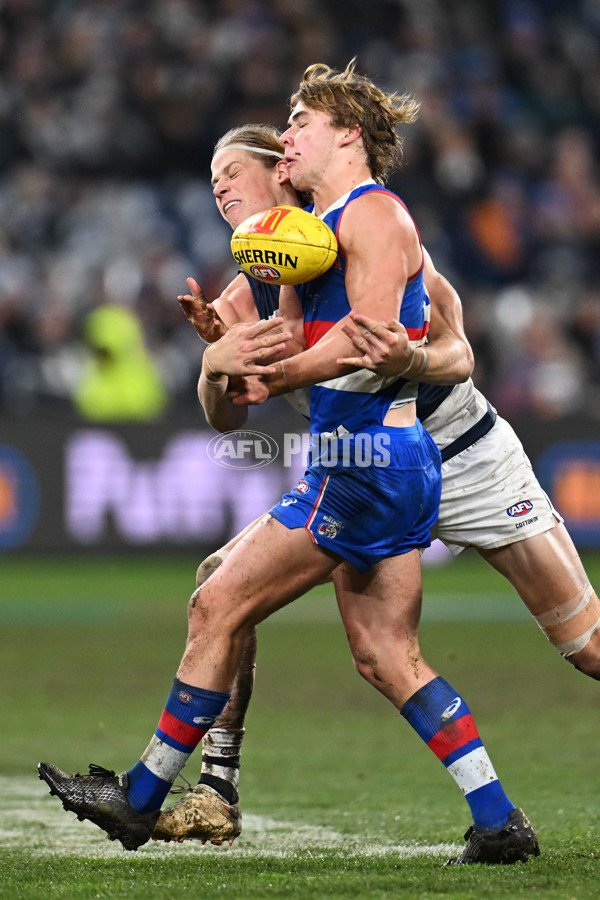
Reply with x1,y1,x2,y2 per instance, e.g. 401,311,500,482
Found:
213,125,284,168
290,59,420,184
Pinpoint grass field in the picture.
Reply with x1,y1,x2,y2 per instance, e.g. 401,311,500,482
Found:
2,550,600,899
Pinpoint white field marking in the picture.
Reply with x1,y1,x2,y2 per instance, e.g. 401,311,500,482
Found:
2,777,459,861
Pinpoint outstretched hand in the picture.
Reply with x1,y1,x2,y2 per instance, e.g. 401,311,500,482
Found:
337,312,413,376
203,318,293,379
178,277,227,343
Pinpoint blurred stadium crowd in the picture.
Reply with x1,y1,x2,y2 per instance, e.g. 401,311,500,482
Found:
1,0,599,421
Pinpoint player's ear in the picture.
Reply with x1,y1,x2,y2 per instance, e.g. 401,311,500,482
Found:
275,160,291,184
339,124,361,147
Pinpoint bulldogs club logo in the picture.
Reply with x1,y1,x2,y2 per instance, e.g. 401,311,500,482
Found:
317,516,343,539
295,479,310,494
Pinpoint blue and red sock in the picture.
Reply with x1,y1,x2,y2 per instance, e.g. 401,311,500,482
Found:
126,677,230,814
402,676,514,829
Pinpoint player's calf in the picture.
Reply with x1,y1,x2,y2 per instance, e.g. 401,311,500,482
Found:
533,583,600,680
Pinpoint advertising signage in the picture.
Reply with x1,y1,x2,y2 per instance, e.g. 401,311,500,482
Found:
1,413,599,554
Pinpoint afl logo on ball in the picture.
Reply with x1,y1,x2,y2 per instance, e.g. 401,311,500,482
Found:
507,500,534,517
249,264,281,281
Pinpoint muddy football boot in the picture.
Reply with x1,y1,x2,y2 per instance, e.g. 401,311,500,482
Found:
152,783,241,844
38,762,159,851
446,807,540,865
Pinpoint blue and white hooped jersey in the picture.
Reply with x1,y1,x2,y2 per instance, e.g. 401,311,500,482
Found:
296,181,430,436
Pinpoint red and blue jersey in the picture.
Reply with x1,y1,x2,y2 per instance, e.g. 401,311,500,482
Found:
296,181,430,435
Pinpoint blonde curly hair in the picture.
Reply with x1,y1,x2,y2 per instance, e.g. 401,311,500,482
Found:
289,59,420,184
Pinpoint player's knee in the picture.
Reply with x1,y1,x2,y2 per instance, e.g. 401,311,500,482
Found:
350,646,380,685
196,549,230,588
187,583,223,635
187,580,250,640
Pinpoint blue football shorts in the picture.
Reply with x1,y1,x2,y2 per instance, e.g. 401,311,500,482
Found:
270,422,442,573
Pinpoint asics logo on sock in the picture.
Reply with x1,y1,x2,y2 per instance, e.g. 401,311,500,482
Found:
441,697,462,720
193,715,216,725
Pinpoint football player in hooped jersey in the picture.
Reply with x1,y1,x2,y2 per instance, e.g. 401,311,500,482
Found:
156,106,598,852
38,64,540,864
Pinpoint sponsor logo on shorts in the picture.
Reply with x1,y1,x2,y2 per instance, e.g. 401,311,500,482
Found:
506,500,534,517
317,515,343,539
249,264,281,281
207,430,279,469
441,697,462,720
179,691,192,703
516,516,539,529
295,479,310,494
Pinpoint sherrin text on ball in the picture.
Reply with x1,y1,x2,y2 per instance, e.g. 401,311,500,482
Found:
231,205,338,285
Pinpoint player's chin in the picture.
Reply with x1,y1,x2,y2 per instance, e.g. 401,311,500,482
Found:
286,163,298,179
224,212,242,229
222,205,244,228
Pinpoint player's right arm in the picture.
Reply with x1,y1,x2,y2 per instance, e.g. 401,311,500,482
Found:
198,358,249,432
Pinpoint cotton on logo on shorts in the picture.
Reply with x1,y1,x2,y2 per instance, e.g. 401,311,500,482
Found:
207,430,279,469
506,500,534,517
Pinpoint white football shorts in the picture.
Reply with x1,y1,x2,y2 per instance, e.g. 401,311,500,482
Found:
432,415,563,555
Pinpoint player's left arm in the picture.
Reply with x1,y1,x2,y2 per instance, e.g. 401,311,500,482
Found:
420,249,474,381
337,248,474,384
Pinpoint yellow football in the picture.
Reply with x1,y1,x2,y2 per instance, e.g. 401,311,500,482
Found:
230,205,338,285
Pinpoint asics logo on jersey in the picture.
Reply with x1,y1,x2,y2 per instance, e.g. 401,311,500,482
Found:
441,697,462,720
507,500,534,517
